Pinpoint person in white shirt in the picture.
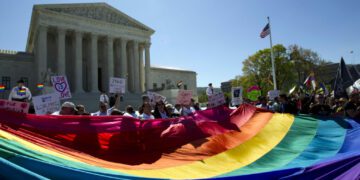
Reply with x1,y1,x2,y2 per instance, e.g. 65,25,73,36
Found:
139,102,154,120
8,79,32,102
99,91,109,104
123,105,138,118
181,104,195,116
206,83,214,96
91,102,108,116
51,101,77,115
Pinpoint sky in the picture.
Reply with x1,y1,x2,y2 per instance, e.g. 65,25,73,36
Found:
0,0,359,88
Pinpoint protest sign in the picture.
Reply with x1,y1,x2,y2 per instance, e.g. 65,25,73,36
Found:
231,86,243,106
0,99,29,113
268,90,280,100
208,92,226,108
32,93,61,115
247,86,261,101
176,90,193,105
109,77,126,94
51,76,71,100
147,91,167,106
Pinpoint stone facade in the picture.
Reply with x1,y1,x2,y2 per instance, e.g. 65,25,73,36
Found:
0,3,198,111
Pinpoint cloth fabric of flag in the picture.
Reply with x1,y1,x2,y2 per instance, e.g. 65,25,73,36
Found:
260,23,270,38
37,84,44,90
318,82,329,95
303,72,316,90
17,88,26,96
349,65,360,80
0,105,359,179
333,58,354,98
0,85,5,92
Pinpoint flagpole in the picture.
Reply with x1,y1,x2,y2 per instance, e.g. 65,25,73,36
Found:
268,16,277,90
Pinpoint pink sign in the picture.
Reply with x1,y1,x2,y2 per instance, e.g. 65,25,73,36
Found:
0,99,29,113
208,92,226,108
51,76,72,100
176,90,193,105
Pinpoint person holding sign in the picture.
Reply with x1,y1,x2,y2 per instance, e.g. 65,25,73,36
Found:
206,83,214,96
8,79,32,102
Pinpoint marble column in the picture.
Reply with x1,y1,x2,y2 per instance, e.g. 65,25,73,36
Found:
90,34,98,93
57,27,66,75
106,36,114,92
74,31,84,93
120,38,128,92
114,40,121,77
144,43,151,91
139,45,145,92
133,41,140,93
36,25,47,83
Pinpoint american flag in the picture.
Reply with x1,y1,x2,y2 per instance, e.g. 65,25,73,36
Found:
260,23,270,38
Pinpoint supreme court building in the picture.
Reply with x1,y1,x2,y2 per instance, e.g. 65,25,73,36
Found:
0,3,197,110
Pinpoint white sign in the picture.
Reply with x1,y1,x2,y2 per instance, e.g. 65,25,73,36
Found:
176,90,193,105
147,91,166,106
109,77,126,94
268,90,280,100
32,93,61,115
231,86,243,106
0,99,29,113
208,92,226,108
51,76,71,100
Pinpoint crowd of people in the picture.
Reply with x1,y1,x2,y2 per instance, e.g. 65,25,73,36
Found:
6,79,360,121
45,94,201,120
253,91,359,120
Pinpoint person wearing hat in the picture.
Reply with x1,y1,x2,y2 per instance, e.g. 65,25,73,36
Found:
51,101,77,115
8,79,32,102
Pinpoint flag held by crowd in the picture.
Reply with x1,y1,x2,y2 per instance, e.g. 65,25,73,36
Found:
333,57,354,98
303,72,316,91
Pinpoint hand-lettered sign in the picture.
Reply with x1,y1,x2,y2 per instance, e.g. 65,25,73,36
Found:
51,76,71,100
109,77,126,94
0,99,29,113
176,90,193,105
32,93,61,115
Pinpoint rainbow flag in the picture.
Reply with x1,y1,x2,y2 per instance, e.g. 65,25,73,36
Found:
37,83,44,90
0,105,359,179
18,89,26,96
0,85,5,92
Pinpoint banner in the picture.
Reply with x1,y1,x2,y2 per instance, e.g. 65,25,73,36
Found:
176,90,193,105
147,91,166,106
0,99,29,113
231,86,243,106
32,93,61,115
109,77,126,94
51,76,71,100
208,92,226,108
268,90,280,100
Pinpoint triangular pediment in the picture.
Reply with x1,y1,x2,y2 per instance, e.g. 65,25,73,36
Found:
36,3,154,32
